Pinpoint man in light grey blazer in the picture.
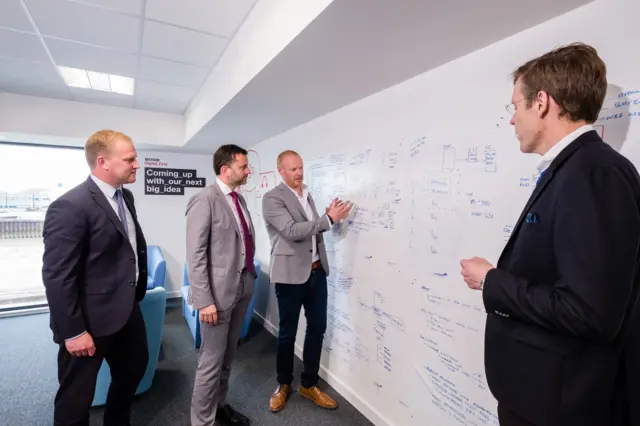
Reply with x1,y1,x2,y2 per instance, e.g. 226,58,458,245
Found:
186,144,255,426
262,150,352,413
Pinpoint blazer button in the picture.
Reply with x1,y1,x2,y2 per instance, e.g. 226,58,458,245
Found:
130,258,135,263
309,249,312,252
130,281,135,287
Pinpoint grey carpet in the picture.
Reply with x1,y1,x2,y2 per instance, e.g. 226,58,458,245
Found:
0,305,374,426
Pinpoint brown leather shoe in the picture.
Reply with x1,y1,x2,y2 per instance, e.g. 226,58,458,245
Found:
299,385,338,409
269,384,291,412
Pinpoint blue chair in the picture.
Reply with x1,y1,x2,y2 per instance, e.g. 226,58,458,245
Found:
182,260,260,348
240,261,261,341
91,245,168,407
181,263,201,348
147,245,167,291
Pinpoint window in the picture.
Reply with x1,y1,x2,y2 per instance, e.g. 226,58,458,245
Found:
0,143,88,310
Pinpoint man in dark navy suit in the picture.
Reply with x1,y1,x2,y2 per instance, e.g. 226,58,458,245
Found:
461,43,640,426
42,129,149,426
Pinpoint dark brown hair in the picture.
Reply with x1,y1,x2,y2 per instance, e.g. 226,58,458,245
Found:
513,42,607,123
213,144,248,175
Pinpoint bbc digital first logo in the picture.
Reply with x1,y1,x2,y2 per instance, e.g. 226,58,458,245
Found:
143,157,205,195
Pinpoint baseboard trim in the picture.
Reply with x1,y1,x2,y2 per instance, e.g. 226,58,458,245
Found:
166,290,182,299
252,312,392,426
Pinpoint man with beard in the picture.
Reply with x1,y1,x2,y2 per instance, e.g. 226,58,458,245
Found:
262,150,352,413
187,144,256,426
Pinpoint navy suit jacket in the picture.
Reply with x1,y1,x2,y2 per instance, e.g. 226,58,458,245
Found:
483,130,640,426
42,176,148,344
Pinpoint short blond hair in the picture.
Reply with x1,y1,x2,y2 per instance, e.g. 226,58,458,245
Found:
276,150,300,168
85,130,133,167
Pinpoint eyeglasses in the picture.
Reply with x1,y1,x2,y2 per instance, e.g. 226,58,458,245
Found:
505,94,536,115
505,98,525,115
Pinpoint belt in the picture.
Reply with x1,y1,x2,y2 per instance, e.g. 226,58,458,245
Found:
311,260,322,270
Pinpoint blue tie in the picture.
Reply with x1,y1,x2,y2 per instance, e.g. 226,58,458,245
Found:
115,188,128,236
536,171,545,186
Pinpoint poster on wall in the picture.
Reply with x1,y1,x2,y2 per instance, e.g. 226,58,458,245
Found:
143,157,206,195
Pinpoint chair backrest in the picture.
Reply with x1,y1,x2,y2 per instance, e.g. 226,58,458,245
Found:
147,245,166,288
183,262,190,287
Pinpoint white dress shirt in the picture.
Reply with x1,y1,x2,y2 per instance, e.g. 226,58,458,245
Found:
537,124,594,174
216,178,252,270
90,174,138,280
285,184,331,263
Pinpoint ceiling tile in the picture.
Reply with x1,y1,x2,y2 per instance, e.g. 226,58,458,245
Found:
135,80,197,104
0,81,72,100
0,57,62,85
137,56,209,87
0,29,49,62
46,38,138,77
0,56,70,100
0,0,34,32
145,0,257,38
141,21,227,67
70,87,135,108
25,0,141,52
71,0,145,16
134,96,189,114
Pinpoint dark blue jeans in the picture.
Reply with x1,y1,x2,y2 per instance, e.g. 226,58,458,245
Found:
275,268,328,388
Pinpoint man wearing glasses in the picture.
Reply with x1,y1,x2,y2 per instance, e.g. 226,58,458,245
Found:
460,43,640,426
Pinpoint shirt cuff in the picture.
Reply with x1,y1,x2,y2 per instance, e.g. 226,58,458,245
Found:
65,330,87,341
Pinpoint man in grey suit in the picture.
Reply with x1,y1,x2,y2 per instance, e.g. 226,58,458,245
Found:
262,150,352,413
186,144,255,426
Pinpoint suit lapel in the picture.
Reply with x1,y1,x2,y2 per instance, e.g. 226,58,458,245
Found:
86,177,128,239
279,182,308,220
500,132,598,262
307,192,324,243
308,192,320,220
213,184,241,237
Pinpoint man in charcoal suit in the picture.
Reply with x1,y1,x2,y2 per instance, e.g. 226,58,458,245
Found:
42,129,149,426
460,43,640,426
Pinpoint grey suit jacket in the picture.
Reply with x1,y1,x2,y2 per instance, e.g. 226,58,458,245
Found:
185,183,256,311
262,182,331,284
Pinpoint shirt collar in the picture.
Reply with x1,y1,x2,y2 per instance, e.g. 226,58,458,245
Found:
216,177,234,195
90,174,119,198
285,182,308,199
537,124,593,174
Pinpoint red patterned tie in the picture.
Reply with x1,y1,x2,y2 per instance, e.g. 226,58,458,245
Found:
229,192,255,274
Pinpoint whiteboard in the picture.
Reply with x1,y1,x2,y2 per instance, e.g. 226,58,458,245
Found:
240,3,640,424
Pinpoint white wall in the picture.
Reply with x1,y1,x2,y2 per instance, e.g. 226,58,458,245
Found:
185,0,334,142
0,93,184,148
244,1,640,425
128,150,213,297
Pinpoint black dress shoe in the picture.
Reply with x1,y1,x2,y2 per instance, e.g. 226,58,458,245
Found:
216,404,250,425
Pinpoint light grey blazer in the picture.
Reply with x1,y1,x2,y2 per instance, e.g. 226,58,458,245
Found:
185,183,256,311
262,182,331,284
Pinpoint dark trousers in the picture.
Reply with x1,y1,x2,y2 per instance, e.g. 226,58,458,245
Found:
275,267,327,388
54,303,148,426
498,404,537,426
